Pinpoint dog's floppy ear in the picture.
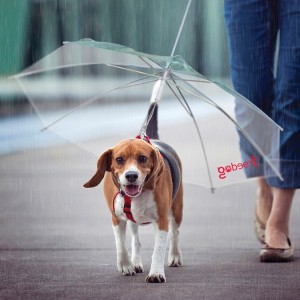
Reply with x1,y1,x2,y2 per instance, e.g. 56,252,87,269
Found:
145,148,164,190
83,149,112,188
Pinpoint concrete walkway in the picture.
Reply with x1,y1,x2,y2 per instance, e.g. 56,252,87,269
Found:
1,137,300,299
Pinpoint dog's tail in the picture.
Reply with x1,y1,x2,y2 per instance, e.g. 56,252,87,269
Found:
146,101,159,140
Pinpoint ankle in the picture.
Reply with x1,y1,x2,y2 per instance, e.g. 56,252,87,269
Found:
266,220,288,236
256,182,273,224
265,222,289,248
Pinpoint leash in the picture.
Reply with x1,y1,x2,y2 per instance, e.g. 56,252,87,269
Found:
139,0,193,139
139,100,158,140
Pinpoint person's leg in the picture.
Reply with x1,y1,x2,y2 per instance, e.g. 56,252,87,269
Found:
256,178,273,220
267,0,300,188
224,0,278,241
265,188,294,248
224,0,278,114
262,0,300,249
224,0,278,175
254,177,273,243
259,1,300,259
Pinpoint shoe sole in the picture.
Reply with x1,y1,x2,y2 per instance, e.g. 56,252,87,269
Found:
260,248,294,263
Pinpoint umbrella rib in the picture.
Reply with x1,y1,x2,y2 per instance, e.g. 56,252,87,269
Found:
106,64,163,79
172,77,211,84
14,62,161,80
15,77,47,126
168,80,216,106
213,81,283,131
147,58,169,70
168,80,283,181
40,75,160,131
13,62,112,78
170,74,217,101
113,77,160,90
167,76,195,115
166,79,215,192
166,82,192,115
138,55,162,70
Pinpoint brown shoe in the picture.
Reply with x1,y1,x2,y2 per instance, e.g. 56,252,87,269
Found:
260,238,294,263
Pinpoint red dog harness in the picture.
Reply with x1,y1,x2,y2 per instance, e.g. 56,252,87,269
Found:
112,191,151,225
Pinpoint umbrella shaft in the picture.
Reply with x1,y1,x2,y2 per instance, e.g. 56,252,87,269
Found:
170,0,192,57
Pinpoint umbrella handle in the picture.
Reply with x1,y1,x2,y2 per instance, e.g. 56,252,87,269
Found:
150,79,166,103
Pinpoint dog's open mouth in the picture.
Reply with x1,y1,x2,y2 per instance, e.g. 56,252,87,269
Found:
124,184,142,197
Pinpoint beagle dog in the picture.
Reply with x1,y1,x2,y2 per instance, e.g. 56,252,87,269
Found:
84,103,183,283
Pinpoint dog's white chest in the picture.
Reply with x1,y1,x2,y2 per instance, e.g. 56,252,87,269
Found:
114,191,157,224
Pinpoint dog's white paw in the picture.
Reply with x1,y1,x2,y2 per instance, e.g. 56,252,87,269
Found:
132,257,144,273
168,253,183,267
119,264,136,276
117,260,136,276
134,264,144,273
145,273,166,283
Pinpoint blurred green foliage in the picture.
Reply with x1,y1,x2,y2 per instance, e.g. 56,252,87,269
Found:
0,0,28,75
0,0,229,78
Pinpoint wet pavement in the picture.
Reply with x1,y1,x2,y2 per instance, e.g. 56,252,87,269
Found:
1,120,300,299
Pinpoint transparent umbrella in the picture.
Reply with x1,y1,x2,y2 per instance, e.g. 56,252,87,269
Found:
11,1,283,191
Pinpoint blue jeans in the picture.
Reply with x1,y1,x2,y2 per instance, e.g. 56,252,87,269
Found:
224,0,300,188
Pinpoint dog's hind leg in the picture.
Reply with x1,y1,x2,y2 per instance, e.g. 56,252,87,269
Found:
168,211,183,267
112,221,136,276
129,222,144,273
168,185,183,267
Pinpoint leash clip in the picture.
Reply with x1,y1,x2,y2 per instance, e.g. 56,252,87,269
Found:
140,130,146,141
136,133,152,145
138,125,147,141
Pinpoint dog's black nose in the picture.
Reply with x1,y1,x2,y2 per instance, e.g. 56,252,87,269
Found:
125,171,138,183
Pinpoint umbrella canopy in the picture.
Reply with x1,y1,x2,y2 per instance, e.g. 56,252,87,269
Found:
12,39,283,191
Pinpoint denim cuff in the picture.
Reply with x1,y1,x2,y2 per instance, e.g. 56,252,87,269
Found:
266,160,300,189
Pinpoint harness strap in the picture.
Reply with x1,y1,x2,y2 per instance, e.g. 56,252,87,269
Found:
123,193,137,223
135,134,152,145
113,191,150,225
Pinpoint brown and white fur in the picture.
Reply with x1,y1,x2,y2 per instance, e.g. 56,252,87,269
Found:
84,103,183,283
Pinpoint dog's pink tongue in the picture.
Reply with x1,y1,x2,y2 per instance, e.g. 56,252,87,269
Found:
125,185,139,196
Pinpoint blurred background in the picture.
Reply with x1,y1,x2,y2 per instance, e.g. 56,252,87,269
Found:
0,0,230,107
0,0,231,155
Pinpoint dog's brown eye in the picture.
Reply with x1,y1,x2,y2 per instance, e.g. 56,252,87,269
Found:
116,157,124,165
138,155,147,164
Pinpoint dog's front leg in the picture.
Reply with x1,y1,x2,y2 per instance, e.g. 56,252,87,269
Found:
129,222,144,273
145,223,168,283
112,221,135,276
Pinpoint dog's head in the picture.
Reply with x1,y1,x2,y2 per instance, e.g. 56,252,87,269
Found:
83,139,164,197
